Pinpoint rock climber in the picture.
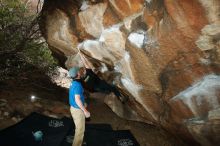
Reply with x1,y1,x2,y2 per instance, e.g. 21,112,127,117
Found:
69,50,128,103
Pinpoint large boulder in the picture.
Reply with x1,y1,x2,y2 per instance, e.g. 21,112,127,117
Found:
40,0,220,145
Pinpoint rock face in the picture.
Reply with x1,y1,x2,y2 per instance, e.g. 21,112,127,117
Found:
21,0,44,13
40,0,220,145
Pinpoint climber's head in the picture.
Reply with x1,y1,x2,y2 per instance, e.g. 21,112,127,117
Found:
69,66,85,79
69,66,79,78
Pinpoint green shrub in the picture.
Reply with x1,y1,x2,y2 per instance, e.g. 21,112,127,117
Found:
0,0,57,73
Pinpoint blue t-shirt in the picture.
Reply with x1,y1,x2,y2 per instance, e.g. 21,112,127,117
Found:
69,80,85,109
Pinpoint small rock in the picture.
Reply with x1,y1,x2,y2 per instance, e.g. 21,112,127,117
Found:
0,99,7,107
17,117,23,122
0,99,7,103
11,117,18,122
64,114,71,118
0,103,7,107
49,106,68,115
34,102,43,108
43,110,50,116
3,111,9,117
49,114,59,118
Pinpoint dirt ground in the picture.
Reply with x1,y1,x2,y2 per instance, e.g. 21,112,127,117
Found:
0,79,187,146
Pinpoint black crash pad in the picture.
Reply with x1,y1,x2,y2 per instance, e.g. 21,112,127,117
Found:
61,119,139,146
0,112,140,146
0,112,71,146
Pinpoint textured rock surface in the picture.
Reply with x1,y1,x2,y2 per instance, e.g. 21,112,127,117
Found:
40,0,220,145
22,0,44,13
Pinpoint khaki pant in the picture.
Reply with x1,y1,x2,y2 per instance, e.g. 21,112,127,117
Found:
70,106,85,146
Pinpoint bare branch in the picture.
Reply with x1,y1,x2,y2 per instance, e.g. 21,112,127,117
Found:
0,49,17,55
25,0,31,9
37,0,41,13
